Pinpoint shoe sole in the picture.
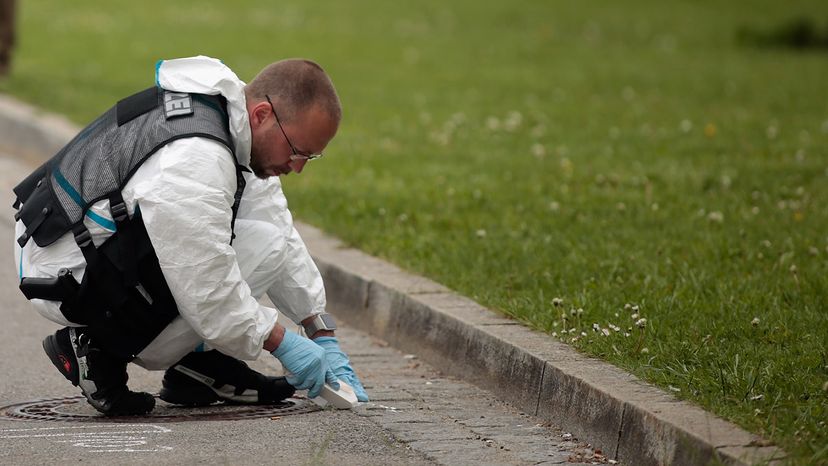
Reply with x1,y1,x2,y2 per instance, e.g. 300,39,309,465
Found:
159,384,288,407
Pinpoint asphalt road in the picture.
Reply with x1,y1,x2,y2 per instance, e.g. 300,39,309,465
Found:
0,153,596,465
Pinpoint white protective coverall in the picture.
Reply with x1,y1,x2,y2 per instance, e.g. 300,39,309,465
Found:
13,56,326,369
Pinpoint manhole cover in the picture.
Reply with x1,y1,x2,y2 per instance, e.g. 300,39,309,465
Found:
0,395,320,423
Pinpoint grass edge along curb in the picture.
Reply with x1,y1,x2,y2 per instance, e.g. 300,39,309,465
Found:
0,95,786,466
300,225,787,466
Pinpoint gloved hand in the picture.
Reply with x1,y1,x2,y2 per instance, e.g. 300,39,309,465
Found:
271,330,339,399
313,336,369,402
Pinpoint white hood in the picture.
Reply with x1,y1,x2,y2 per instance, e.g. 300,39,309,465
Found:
155,56,252,168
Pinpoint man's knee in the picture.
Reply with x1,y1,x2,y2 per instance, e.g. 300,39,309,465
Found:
133,317,203,370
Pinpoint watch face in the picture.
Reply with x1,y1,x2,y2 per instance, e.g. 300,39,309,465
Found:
320,314,337,329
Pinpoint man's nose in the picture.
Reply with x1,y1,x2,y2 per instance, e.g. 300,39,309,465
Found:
288,159,307,174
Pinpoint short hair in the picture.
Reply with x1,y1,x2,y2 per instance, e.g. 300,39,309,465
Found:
244,59,341,124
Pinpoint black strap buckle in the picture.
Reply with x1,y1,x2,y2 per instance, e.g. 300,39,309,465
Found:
73,228,93,249
111,201,128,222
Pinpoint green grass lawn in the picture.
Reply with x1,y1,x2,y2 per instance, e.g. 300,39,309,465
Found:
2,1,827,463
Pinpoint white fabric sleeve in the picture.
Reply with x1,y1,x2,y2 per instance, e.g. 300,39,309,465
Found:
239,174,327,324
122,138,278,361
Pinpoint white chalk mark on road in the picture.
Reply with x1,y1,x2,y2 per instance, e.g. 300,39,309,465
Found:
0,424,173,453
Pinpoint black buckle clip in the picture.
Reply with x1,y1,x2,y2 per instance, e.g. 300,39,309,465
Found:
73,229,93,248
111,201,128,222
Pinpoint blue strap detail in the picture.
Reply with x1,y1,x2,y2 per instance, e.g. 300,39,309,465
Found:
18,248,23,280
52,169,84,206
53,169,117,232
86,210,116,231
155,59,164,87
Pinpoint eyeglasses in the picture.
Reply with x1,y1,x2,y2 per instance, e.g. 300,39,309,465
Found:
265,95,324,162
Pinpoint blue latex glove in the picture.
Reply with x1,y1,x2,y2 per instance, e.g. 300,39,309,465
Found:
313,336,369,402
271,330,339,398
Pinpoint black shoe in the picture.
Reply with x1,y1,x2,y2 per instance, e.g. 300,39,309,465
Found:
159,350,295,407
43,327,155,416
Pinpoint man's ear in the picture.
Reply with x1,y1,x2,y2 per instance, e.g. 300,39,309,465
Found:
249,102,272,130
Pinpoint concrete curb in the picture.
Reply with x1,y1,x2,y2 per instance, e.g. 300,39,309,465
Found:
0,94,785,466
0,95,78,165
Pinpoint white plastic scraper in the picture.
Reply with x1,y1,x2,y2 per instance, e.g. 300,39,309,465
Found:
313,381,359,409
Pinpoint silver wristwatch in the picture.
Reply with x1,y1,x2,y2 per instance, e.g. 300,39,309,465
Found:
303,313,337,337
